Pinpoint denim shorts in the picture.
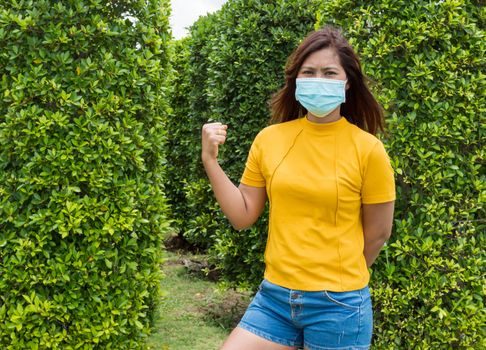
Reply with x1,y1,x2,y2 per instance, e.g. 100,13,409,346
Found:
238,279,373,350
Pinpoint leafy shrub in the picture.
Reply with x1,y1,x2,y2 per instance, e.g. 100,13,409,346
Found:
166,0,321,282
317,0,485,348
0,0,171,348
164,18,217,249
167,0,484,347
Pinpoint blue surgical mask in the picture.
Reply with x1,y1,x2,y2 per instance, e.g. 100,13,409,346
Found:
295,78,347,118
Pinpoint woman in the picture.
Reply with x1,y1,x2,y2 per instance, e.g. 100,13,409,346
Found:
201,26,395,350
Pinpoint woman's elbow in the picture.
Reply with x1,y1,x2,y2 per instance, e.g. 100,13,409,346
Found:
382,228,392,241
365,227,392,243
225,203,263,231
230,221,251,231
376,227,392,243
228,217,256,231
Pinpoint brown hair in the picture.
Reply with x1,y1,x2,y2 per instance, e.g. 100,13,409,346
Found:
269,26,384,135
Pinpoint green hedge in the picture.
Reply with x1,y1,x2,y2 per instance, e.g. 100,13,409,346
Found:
317,0,485,348
165,0,320,285
167,0,485,347
0,0,171,348
165,16,220,250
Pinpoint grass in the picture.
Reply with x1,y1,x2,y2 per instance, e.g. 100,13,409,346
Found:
147,251,252,350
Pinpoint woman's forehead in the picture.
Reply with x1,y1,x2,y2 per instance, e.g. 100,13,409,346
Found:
302,48,342,67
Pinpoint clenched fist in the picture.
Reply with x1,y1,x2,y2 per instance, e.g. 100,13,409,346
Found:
201,122,228,163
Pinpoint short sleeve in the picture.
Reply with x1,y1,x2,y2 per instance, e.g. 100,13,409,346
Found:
361,141,396,204
240,133,266,188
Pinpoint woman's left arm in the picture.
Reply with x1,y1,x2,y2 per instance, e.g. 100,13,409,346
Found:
362,201,395,267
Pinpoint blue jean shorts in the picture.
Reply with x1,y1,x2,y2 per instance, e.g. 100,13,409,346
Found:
238,279,373,350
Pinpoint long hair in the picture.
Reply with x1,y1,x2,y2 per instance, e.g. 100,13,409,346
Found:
269,26,384,135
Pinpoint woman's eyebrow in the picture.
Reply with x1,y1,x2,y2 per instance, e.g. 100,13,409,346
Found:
300,65,339,70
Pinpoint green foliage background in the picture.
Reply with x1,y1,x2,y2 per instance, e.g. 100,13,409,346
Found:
0,0,483,348
0,0,171,348
166,0,321,288
316,1,485,348
167,0,485,348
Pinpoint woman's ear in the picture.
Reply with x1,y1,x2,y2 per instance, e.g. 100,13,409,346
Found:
346,81,350,90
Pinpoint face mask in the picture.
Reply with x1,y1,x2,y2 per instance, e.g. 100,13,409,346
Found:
295,78,347,118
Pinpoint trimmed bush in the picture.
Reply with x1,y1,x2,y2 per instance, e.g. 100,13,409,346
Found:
165,16,219,250
165,0,321,285
317,0,485,348
167,0,484,347
0,0,171,348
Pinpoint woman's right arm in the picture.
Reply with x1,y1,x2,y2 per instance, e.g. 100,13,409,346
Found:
201,123,267,230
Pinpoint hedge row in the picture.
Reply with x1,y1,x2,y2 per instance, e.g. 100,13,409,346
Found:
165,0,321,287
167,0,484,348
0,0,171,348
317,1,485,347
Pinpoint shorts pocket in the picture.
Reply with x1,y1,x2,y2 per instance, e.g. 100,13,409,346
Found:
323,290,362,310
257,280,266,292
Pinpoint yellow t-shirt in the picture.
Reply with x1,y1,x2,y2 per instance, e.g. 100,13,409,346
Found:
240,116,396,291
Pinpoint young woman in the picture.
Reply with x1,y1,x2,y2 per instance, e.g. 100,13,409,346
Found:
201,26,395,350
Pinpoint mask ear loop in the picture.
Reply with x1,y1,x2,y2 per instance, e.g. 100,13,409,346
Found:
267,128,304,203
